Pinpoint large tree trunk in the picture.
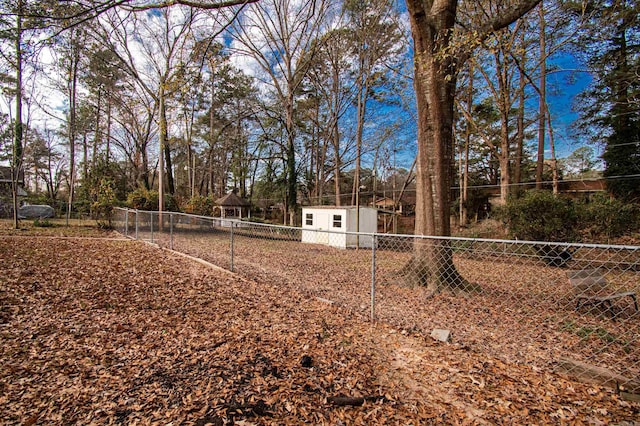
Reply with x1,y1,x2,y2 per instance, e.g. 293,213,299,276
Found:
460,68,472,227
404,0,541,293
93,89,101,172
159,84,175,197
405,0,468,294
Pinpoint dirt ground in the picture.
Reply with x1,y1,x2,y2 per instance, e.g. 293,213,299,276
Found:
1,229,639,424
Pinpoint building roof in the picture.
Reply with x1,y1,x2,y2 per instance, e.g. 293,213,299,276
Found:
215,191,250,207
374,197,396,207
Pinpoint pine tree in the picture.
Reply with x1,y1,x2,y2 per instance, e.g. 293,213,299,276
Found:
571,0,640,201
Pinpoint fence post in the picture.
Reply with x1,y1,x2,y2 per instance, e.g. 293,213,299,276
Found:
125,209,129,237
371,234,377,322
230,221,235,272
170,213,174,250
150,212,154,243
135,210,139,240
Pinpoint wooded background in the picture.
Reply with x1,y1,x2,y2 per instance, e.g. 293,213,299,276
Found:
0,0,638,228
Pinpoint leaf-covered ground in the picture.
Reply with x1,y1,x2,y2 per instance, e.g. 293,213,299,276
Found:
1,235,639,424
166,229,640,382
0,219,117,238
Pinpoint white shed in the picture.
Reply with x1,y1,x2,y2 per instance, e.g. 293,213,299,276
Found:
301,206,377,249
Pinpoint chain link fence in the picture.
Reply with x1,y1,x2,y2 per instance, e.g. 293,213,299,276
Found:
113,208,640,394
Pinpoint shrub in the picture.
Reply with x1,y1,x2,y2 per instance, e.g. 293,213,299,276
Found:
126,188,179,211
33,218,54,228
92,178,118,229
183,195,214,216
575,194,640,239
497,190,577,242
127,188,156,210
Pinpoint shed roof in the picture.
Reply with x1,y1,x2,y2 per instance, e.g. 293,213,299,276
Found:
303,205,378,211
215,191,250,207
304,205,368,209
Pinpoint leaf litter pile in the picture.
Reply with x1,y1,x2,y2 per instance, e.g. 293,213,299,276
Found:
1,235,639,424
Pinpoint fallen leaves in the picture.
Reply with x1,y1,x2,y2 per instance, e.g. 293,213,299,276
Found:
0,234,638,424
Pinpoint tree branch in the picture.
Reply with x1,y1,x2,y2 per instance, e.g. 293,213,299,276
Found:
121,0,259,11
457,0,542,66
479,0,542,36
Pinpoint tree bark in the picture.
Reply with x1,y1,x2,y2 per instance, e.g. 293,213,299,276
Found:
93,88,101,172
404,0,541,292
285,90,297,225
405,0,467,293
460,66,472,227
67,29,80,226
333,120,341,206
158,84,166,214
514,30,526,187
536,1,546,189
159,83,175,197
11,0,23,229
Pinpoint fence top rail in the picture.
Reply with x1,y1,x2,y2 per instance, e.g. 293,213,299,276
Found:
113,207,640,251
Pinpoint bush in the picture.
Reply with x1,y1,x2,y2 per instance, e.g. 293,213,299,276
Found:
126,188,179,211
33,218,54,228
497,190,577,242
127,188,155,210
575,194,640,239
183,195,214,216
91,178,118,229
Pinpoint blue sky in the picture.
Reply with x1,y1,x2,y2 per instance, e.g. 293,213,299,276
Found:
545,54,593,159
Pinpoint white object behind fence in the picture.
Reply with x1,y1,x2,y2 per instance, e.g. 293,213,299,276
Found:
301,206,377,248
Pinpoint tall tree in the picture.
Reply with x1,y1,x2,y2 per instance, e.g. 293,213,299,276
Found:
472,21,526,204
305,28,355,206
404,0,540,292
95,6,201,214
53,26,85,223
231,0,328,225
571,0,640,201
0,0,26,228
345,0,405,215
11,0,24,228
535,1,547,188
24,128,65,202
83,47,125,168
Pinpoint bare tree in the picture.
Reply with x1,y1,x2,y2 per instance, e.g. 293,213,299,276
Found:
345,0,405,210
25,128,65,202
305,27,355,206
230,0,329,225
0,0,26,228
472,21,526,204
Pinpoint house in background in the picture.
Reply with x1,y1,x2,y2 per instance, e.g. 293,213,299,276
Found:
373,196,404,214
301,206,377,249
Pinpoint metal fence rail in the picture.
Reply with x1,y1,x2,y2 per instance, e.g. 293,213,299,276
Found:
113,208,640,392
